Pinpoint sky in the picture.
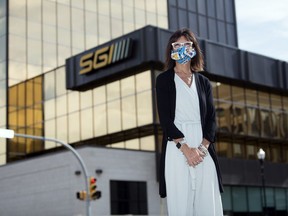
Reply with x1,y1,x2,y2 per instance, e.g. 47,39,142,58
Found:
235,0,288,62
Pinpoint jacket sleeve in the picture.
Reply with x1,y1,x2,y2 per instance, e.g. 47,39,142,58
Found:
203,79,217,143
156,74,184,140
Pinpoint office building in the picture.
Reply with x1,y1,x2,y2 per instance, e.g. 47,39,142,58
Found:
0,0,287,215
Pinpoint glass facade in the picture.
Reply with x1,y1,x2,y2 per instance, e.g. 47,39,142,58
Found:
212,81,288,162
8,76,43,162
0,0,7,164
222,186,288,215
168,0,237,46
2,0,168,165
43,69,154,151
8,0,168,87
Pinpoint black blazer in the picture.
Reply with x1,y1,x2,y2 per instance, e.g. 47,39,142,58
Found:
156,68,224,198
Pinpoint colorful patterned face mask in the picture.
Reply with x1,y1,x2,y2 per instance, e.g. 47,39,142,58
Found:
171,46,196,64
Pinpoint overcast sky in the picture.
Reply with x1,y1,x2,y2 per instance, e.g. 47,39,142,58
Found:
235,0,288,62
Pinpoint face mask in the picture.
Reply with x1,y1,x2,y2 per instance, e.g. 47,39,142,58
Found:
171,46,196,64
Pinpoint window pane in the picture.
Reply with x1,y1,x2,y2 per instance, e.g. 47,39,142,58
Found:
107,100,121,133
217,141,232,158
136,71,151,92
266,187,275,208
93,85,106,106
107,81,120,101
80,108,93,140
137,91,152,126
125,138,139,150
56,115,67,143
94,104,107,136
44,71,55,100
275,188,286,210
45,119,56,149
56,95,67,117
122,96,136,130
68,112,80,143
248,187,262,212
232,187,248,212
80,90,92,109
221,186,232,211
140,135,155,151
68,91,79,113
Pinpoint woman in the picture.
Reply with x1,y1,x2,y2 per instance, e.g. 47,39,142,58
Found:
156,28,224,216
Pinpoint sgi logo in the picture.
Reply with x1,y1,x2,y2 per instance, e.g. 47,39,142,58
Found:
79,38,133,75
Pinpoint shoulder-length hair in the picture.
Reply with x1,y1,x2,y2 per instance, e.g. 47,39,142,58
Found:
164,28,204,72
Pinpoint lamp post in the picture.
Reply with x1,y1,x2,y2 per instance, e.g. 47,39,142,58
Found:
257,148,267,216
0,129,91,216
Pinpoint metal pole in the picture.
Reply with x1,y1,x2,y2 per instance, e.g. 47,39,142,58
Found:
14,133,91,216
259,159,267,216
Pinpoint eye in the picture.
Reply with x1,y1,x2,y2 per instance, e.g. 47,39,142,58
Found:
184,42,193,47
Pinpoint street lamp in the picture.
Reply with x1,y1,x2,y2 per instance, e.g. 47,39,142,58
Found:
0,129,92,216
257,148,267,216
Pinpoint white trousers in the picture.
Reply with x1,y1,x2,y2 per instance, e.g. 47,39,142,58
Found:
165,123,223,216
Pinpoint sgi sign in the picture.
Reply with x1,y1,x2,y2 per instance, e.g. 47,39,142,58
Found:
66,37,133,91
79,38,133,75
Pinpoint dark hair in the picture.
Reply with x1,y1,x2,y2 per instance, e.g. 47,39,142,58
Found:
164,28,204,71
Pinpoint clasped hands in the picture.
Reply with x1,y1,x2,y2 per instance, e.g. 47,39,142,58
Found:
180,144,205,167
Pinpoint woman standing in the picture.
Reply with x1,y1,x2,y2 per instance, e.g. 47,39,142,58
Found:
156,28,224,216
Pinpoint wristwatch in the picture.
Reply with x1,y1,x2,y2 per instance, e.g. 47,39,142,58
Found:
176,138,186,149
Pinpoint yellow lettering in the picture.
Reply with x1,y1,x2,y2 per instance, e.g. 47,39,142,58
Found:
93,46,110,70
79,53,93,74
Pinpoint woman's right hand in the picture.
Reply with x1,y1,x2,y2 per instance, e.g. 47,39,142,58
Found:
180,144,204,167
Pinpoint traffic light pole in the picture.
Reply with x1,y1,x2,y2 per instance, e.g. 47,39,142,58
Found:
13,133,92,216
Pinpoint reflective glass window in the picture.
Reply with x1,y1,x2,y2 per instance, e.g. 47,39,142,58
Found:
68,112,80,143
44,71,55,100
80,90,92,109
232,86,247,135
9,0,26,18
44,99,55,120
55,67,66,96
266,188,275,208
247,187,262,212
137,91,152,126
232,187,248,212
56,95,67,117
125,138,140,150
246,142,256,159
57,4,70,29
107,100,121,133
275,188,286,210
122,96,136,130
45,119,56,149
9,35,26,62
216,83,232,133
107,81,120,101
56,115,68,142
217,141,232,158
68,91,80,113
0,107,6,126
43,0,56,26
140,135,155,151
93,85,106,106
80,108,93,139
94,104,107,136
233,142,244,158
221,186,232,211
110,141,125,149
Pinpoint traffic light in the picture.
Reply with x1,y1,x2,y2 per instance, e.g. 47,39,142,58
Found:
76,190,87,201
89,177,97,200
89,177,101,200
